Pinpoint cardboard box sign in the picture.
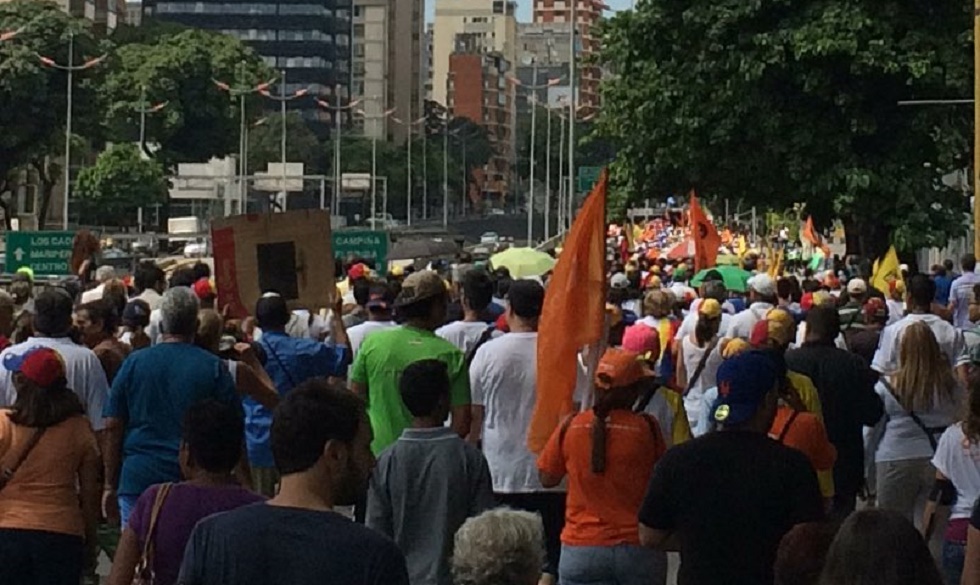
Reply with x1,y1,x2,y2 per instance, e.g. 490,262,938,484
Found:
212,210,334,319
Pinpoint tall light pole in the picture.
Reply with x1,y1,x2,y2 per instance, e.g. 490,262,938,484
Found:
38,32,106,230
259,70,309,211
556,104,565,232
509,71,560,246
356,104,396,227
545,102,552,241
443,115,449,229
136,86,167,156
391,115,425,225
568,0,578,223
316,87,361,216
214,64,273,214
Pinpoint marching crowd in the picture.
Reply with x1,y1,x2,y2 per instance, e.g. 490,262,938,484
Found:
4,244,980,585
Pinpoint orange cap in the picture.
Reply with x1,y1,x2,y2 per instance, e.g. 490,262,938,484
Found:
595,348,654,391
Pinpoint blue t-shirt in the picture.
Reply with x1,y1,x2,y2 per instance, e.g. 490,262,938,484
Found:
245,332,348,468
934,274,954,306
104,343,239,496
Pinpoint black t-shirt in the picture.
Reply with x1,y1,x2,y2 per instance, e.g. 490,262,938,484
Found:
639,430,823,585
178,503,409,585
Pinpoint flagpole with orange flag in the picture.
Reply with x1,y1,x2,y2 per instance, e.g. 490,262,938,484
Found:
689,191,721,272
527,169,609,453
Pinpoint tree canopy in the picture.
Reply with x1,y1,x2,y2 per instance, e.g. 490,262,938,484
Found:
74,143,168,227
596,0,973,255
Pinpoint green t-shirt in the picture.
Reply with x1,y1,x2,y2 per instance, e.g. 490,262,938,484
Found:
351,325,471,454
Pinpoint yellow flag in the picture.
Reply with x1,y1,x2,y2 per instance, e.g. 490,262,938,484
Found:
871,246,903,295
737,235,748,258
768,248,784,278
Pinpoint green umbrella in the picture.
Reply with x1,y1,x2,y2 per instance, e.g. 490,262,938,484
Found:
489,247,556,279
689,266,752,292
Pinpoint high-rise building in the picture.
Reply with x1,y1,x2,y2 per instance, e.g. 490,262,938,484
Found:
124,0,142,25
423,23,433,102
350,0,423,143
515,22,571,117
532,0,603,112
143,0,353,136
431,0,517,109
448,47,512,205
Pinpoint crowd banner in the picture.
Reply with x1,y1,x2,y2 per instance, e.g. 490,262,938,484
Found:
689,191,720,271
871,245,903,295
528,169,608,453
212,209,335,319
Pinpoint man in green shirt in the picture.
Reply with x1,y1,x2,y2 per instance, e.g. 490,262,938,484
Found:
351,270,472,454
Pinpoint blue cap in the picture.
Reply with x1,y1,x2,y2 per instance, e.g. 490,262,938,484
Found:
710,351,779,426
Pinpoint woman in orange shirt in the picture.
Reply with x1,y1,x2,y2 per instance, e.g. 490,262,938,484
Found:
538,347,669,585
0,347,101,585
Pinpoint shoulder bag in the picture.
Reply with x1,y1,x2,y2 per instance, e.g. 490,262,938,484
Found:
681,336,720,396
132,482,175,585
0,426,46,494
880,379,947,451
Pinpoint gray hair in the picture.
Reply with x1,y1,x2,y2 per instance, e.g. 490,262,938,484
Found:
452,509,544,585
159,286,200,337
95,265,115,282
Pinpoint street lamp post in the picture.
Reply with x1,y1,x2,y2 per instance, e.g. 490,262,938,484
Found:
38,31,106,230
214,63,273,214
391,115,425,225
316,87,361,217
545,103,552,241
355,103,396,228
136,85,167,156
259,70,309,211
557,105,566,232
443,116,449,229
569,0,578,223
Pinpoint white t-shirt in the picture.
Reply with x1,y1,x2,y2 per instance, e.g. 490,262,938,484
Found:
886,299,905,326
871,313,969,375
436,320,496,355
674,303,732,341
469,332,560,494
0,337,110,431
872,379,961,463
135,289,163,312
932,423,980,520
950,271,980,329
794,322,848,350
348,320,397,357
679,335,724,428
725,302,774,340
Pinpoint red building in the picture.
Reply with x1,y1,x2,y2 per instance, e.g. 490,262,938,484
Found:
532,0,604,113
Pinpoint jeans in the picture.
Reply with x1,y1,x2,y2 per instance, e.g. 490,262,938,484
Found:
119,493,140,528
559,544,667,585
943,539,966,585
0,527,84,585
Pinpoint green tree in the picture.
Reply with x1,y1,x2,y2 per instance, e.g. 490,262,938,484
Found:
74,143,168,227
247,112,324,174
596,0,972,256
98,28,272,171
0,0,103,228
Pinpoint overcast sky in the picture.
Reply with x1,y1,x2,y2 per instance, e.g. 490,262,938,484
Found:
424,0,632,22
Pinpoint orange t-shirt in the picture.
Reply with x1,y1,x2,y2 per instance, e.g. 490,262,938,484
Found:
770,406,837,476
0,410,99,537
538,409,667,546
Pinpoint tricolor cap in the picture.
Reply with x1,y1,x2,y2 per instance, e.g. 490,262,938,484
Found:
710,350,779,425
3,347,66,388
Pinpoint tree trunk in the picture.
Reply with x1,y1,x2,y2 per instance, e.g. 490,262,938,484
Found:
33,157,56,231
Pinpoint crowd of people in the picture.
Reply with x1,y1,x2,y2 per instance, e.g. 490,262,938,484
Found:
5,234,980,585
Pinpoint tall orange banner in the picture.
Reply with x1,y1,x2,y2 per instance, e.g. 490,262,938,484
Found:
527,169,608,453
689,192,720,271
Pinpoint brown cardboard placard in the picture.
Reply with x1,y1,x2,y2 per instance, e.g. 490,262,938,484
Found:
212,210,334,319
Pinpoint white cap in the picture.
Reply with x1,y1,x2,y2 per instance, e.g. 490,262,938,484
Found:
747,273,776,297
846,278,868,295
610,272,630,289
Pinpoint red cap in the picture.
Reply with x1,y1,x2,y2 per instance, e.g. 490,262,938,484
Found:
348,263,368,281
3,347,66,388
192,278,216,300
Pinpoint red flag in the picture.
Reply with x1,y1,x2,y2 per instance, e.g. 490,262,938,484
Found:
689,191,720,271
527,169,608,453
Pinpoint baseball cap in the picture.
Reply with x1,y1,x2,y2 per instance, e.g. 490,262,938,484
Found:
643,274,663,290
721,337,752,359
394,270,447,307
594,348,653,391
192,277,216,300
348,263,369,281
122,299,151,328
710,350,779,425
750,308,797,348
3,347,66,388
698,298,722,319
747,273,776,297
507,279,545,319
863,297,889,321
846,278,868,295
622,323,661,362
800,292,815,312
610,272,630,290
366,284,395,311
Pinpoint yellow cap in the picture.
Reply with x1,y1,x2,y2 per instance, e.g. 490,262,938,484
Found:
698,298,722,319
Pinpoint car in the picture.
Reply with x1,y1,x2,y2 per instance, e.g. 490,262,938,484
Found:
183,237,209,258
480,231,500,245
486,208,506,216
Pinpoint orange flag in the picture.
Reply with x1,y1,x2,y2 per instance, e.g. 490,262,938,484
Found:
689,191,721,271
802,215,831,256
527,169,608,453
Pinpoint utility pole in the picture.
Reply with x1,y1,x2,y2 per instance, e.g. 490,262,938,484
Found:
568,0,578,222
259,70,309,211
316,87,361,216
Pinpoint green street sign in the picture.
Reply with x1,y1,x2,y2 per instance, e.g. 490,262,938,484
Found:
577,166,602,193
332,230,389,270
5,231,75,275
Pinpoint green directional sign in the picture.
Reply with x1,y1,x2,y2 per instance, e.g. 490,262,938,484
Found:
332,230,389,270
577,166,602,193
5,231,75,276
